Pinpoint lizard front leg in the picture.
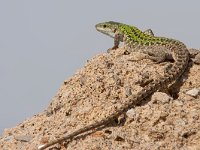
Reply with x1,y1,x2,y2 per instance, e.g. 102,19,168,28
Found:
108,33,123,52
108,29,154,52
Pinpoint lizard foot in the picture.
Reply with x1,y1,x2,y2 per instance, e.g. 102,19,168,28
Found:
107,46,119,53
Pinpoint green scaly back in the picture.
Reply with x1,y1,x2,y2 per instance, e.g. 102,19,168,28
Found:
96,21,180,47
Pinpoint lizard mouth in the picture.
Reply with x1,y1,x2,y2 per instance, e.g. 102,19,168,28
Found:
95,26,115,38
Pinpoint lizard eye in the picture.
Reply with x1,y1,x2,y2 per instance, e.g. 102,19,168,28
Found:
103,25,107,28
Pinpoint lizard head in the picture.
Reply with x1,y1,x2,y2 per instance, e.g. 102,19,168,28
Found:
95,21,121,38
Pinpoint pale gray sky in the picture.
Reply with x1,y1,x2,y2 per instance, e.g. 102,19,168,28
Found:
0,0,200,134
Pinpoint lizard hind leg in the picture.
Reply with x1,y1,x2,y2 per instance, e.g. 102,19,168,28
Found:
142,47,168,63
127,47,168,63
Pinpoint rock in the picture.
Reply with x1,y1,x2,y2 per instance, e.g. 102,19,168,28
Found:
14,135,32,142
194,53,200,64
3,136,13,141
126,108,136,119
186,88,200,97
151,92,172,104
1,47,200,150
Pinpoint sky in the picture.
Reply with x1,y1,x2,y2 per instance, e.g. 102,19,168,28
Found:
0,0,200,134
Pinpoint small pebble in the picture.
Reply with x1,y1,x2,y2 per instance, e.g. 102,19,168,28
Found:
126,108,136,119
14,135,32,142
186,88,200,97
194,53,200,64
4,136,13,141
151,92,172,104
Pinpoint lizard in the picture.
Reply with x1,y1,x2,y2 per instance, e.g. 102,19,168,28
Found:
38,21,189,150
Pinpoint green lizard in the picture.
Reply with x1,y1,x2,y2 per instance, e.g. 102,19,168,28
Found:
38,21,189,149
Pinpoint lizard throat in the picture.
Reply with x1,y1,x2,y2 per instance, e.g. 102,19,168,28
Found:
96,28,115,38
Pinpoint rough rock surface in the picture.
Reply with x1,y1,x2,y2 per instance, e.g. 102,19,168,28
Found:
0,47,200,150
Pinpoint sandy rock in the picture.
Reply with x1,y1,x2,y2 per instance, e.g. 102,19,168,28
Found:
0,47,200,150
